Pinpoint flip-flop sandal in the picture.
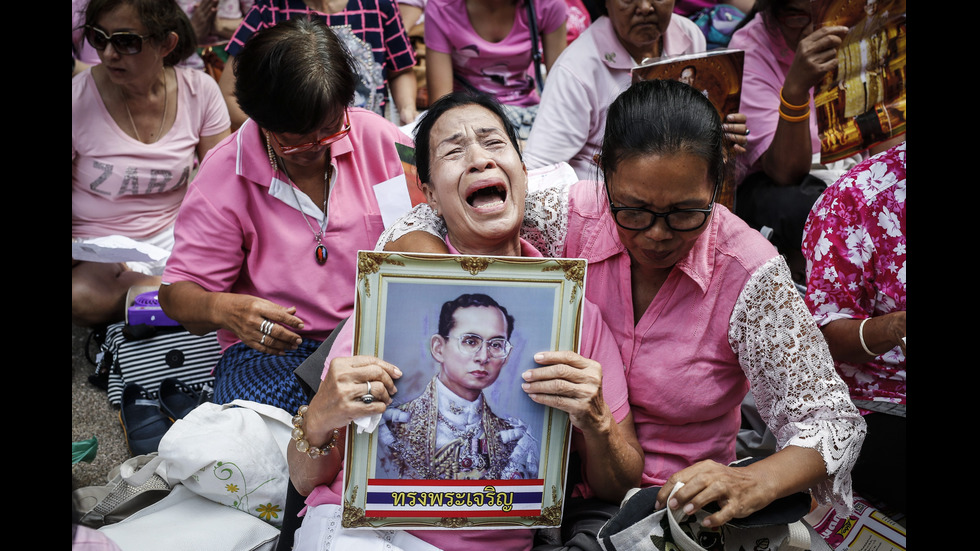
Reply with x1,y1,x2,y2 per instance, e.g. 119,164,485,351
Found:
73,455,171,528
158,377,201,421
119,383,173,456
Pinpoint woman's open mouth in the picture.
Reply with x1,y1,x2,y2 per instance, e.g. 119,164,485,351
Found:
466,182,508,209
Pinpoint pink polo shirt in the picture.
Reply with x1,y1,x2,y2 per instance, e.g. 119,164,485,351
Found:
728,13,821,182
563,182,778,487
306,237,631,551
163,109,414,350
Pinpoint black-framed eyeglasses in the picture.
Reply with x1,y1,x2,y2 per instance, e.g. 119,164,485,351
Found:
606,183,718,232
85,25,152,55
450,333,513,359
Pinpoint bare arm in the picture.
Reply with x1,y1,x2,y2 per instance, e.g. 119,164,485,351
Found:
384,231,449,253
397,3,423,33
820,312,906,363
218,55,248,130
196,129,230,160
158,280,304,354
214,17,243,39
425,49,454,105
388,67,418,125
541,23,567,73
522,350,644,502
760,26,848,186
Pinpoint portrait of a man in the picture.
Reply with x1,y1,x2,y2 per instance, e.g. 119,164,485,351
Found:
376,293,540,480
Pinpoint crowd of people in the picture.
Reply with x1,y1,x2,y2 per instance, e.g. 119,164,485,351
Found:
73,0,905,549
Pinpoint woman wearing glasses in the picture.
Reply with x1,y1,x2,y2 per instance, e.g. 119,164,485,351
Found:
158,17,414,413
72,0,230,326
383,80,866,540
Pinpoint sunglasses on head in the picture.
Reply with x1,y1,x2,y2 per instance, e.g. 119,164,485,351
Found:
85,25,152,55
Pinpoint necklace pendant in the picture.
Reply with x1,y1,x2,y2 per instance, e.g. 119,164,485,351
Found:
315,244,328,265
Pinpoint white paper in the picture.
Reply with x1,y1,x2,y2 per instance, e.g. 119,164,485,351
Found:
72,235,170,264
373,174,413,229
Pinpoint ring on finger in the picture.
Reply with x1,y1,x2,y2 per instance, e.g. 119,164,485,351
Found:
260,319,273,335
361,381,374,404
260,334,267,346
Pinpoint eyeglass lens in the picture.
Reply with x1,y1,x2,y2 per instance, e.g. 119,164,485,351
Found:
86,27,144,55
456,334,511,358
614,209,708,231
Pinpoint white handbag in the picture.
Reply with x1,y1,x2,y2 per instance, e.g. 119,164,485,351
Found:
157,399,293,527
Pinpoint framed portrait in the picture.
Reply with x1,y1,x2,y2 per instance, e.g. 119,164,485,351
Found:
342,251,586,530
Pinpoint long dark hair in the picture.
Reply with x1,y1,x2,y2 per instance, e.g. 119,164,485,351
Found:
233,17,358,135
599,79,727,189
412,92,523,187
84,0,197,66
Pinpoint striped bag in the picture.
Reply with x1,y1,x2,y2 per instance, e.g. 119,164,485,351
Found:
100,322,222,407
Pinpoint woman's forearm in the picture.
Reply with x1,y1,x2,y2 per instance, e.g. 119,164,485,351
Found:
158,281,224,335
389,68,418,125
821,313,906,363
578,412,644,503
287,431,345,496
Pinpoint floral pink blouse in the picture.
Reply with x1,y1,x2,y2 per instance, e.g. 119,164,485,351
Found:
802,141,906,406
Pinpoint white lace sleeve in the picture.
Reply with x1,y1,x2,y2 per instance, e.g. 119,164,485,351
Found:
375,203,447,250
521,181,571,258
728,256,866,513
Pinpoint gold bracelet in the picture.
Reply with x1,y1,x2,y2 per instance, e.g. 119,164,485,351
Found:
779,87,809,111
291,405,340,459
778,107,810,122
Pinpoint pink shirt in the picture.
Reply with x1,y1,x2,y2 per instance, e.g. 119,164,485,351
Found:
524,15,705,179
728,13,821,182
162,109,413,350
72,67,230,239
424,0,567,106
306,237,630,551
563,182,779,487
802,142,906,406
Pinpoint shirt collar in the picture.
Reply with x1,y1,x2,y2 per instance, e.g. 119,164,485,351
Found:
235,117,351,217
592,15,701,69
434,376,485,427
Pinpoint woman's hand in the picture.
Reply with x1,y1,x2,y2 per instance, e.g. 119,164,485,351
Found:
522,350,609,431
783,25,848,101
723,112,748,155
657,447,827,528
524,350,644,502
190,0,219,42
308,355,402,435
657,460,772,528
289,355,401,495
212,292,306,354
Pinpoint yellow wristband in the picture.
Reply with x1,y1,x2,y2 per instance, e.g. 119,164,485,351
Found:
778,107,810,122
779,87,809,111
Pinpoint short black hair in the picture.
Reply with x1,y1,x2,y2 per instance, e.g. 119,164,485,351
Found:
600,79,727,189
233,17,358,135
438,293,515,340
412,92,522,187
84,0,196,66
